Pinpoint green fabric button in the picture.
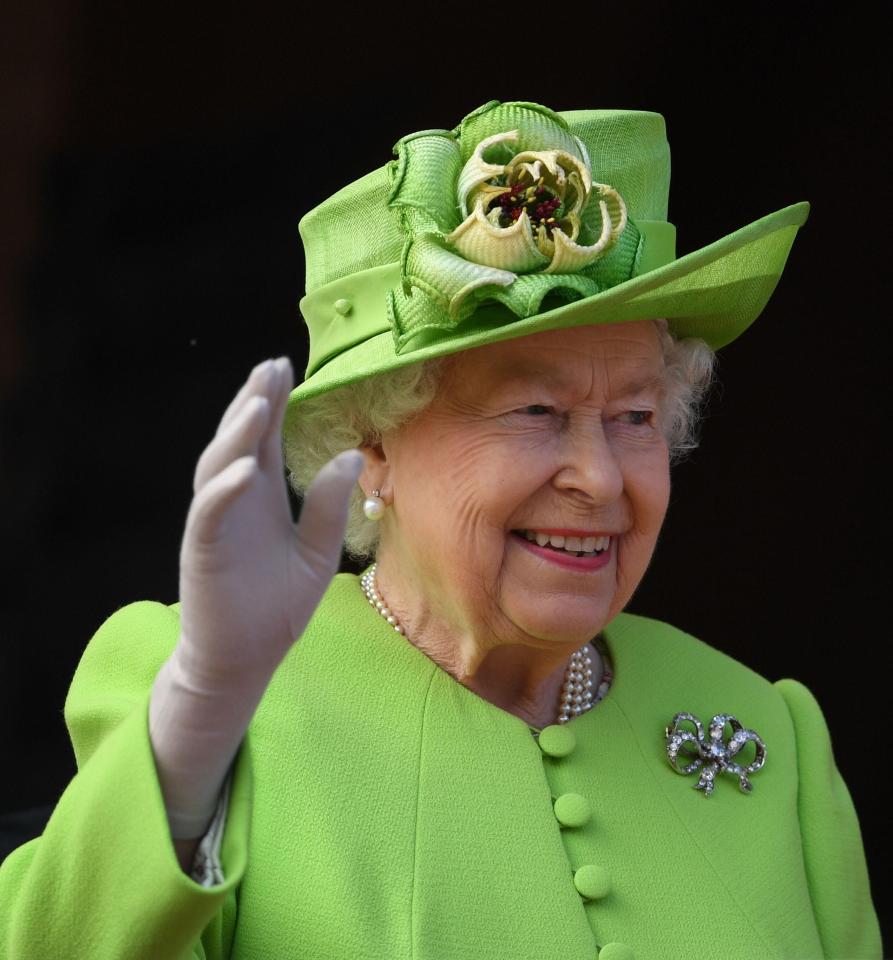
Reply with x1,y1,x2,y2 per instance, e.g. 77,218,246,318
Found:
334,298,352,315
537,724,576,757
573,863,611,900
598,943,635,960
553,792,591,828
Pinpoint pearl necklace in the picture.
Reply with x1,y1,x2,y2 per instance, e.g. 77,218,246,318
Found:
360,563,613,725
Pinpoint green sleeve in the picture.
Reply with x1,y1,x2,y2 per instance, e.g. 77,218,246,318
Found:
0,601,253,960
774,678,883,959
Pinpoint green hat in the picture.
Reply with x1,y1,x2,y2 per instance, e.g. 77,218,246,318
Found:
285,99,809,419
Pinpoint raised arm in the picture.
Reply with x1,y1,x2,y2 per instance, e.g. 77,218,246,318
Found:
149,356,362,863
0,356,363,959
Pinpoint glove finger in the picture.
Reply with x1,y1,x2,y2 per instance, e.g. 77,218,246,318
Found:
185,455,259,549
293,450,365,579
216,359,278,437
259,357,293,475
194,396,269,493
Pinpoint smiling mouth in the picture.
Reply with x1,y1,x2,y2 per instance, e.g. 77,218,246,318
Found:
510,529,612,558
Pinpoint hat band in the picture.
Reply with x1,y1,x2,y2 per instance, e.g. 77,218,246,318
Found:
301,219,676,379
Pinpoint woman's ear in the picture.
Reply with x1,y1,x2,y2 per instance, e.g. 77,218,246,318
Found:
358,442,391,503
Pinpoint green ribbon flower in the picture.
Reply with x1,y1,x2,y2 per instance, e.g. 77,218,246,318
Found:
386,100,642,354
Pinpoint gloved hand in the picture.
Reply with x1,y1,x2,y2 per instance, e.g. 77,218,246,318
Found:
149,356,364,841
176,355,364,687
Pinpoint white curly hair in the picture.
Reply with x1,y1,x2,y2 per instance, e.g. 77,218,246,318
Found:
284,319,716,561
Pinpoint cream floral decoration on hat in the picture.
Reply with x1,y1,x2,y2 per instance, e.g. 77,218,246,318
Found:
386,100,642,354
448,130,627,274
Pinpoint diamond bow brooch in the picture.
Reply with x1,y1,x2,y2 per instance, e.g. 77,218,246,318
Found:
665,712,767,796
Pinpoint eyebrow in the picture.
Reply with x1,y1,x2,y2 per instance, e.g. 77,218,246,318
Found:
613,373,667,397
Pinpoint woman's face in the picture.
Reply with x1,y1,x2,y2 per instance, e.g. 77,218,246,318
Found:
367,319,671,665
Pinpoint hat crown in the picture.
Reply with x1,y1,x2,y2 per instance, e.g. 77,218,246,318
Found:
560,110,670,220
299,107,671,295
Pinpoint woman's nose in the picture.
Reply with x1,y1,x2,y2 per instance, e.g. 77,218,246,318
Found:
552,420,624,504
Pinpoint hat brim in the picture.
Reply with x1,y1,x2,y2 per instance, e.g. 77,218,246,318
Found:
286,200,809,417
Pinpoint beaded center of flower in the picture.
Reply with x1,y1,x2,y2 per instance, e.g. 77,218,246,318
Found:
488,176,563,236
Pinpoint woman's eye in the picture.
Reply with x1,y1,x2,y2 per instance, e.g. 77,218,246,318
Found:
519,405,552,416
622,410,653,427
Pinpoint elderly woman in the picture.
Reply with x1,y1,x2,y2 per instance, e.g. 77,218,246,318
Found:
0,100,882,959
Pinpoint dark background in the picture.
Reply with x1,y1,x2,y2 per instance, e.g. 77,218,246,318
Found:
1,2,888,943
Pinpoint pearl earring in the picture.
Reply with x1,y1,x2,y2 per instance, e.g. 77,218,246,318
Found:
363,488,386,520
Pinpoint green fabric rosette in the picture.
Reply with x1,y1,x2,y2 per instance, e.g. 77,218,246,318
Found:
386,100,643,354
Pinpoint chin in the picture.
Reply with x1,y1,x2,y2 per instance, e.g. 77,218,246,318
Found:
511,597,613,645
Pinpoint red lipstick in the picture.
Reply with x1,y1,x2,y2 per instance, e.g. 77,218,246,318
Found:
509,531,614,571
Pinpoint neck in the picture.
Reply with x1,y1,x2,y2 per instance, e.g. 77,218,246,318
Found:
462,642,602,729
366,560,604,728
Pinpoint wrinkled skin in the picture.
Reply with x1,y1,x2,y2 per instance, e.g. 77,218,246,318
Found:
360,319,671,729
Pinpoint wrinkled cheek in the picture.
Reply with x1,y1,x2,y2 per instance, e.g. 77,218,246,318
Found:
430,491,500,586
616,527,656,596
629,460,671,565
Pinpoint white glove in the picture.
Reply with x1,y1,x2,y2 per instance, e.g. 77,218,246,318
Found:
149,356,364,838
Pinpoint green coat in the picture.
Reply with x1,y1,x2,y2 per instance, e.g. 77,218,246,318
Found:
0,572,882,959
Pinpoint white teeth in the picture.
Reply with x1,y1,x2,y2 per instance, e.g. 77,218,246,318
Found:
519,530,613,554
